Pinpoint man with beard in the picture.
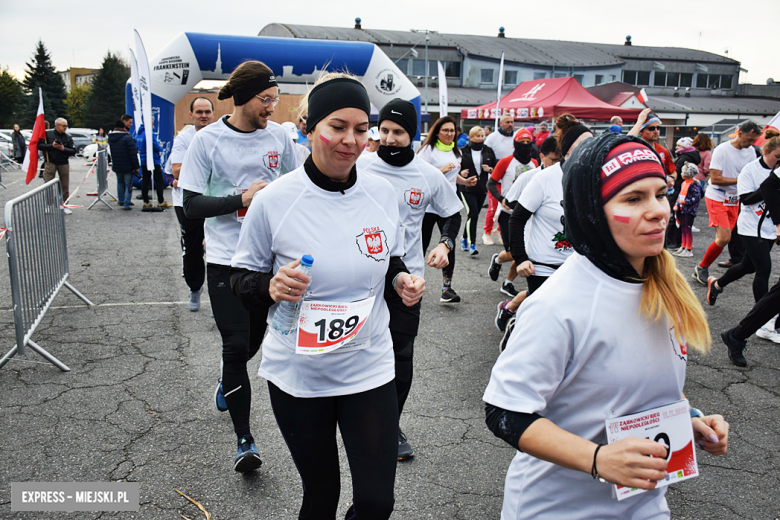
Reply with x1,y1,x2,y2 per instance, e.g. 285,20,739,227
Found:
483,114,516,244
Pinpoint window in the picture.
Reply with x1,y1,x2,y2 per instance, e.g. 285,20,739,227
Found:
624,70,650,86
708,75,721,89
595,74,604,85
533,72,547,80
695,74,733,90
654,72,666,87
720,75,733,89
680,73,693,88
554,72,567,78
481,69,494,84
636,71,651,86
412,59,426,76
394,59,408,74
666,72,679,87
696,73,708,88
573,74,584,84
623,70,636,84
610,74,617,82
504,70,518,85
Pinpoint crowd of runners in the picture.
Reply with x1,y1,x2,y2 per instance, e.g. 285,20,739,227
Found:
163,58,780,519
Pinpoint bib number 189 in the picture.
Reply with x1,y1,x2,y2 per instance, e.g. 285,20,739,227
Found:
314,316,359,343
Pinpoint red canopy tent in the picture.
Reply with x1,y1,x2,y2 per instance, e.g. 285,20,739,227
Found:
460,77,642,122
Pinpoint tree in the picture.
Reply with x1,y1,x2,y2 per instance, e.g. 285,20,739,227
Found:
20,40,68,127
0,66,24,128
65,84,90,127
82,52,130,130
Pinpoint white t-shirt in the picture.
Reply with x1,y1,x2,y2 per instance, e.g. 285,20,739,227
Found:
495,157,537,216
357,152,463,278
484,252,687,520
470,148,483,173
705,141,757,203
516,163,573,277
417,145,462,215
178,116,300,265
169,125,197,207
485,130,514,161
231,166,402,398
294,142,311,166
737,158,774,239
503,164,542,205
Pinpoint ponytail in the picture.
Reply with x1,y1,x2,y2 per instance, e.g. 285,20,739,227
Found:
641,250,711,352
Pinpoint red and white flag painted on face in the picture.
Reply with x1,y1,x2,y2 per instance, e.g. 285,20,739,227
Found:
22,87,45,184
637,88,649,105
755,109,780,147
613,209,631,224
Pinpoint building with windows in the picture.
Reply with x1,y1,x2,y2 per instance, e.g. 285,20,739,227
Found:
59,68,99,92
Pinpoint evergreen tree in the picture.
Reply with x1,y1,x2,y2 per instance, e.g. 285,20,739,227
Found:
0,66,24,128
83,52,130,130
65,84,90,127
20,40,68,127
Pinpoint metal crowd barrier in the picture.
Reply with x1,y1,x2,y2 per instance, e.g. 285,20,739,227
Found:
0,179,94,371
87,150,114,210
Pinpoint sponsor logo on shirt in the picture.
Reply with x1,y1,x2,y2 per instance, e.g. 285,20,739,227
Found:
601,148,662,177
404,188,425,208
356,227,389,262
263,151,279,170
669,327,688,362
553,212,573,252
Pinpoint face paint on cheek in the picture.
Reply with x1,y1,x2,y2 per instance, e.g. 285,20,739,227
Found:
613,209,632,224
319,131,332,144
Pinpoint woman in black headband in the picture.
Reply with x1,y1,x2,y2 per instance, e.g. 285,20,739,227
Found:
230,73,424,520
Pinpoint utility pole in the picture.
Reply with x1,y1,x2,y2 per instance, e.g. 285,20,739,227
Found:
411,29,438,132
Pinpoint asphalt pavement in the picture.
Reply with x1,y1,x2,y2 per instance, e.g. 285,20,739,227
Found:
0,160,778,519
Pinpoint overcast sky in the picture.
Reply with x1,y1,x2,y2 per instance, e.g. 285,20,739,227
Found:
1,1,777,86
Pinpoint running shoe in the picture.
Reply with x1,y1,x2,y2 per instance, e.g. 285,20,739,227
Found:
234,434,262,472
500,281,518,297
482,233,494,246
677,249,693,258
214,380,228,412
756,322,780,344
488,253,502,281
494,231,503,245
62,206,73,215
671,247,685,256
469,244,479,256
189,286,203,312
158,201,173,208
398,428,414,461
499,316,516,353
692,265,709,285
143,202,153,208
460,238,469,251
706,277,722,306
495,301,514,332
720,329,747,367
692,226,700,233
440,287,461,303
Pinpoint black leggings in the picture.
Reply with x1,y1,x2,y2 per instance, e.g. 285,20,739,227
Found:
421,212,455,283
716,235,773,303
460,191,485,245
391,330,415,416
142,164,165,203
207,263,266,438
174,206,205,292
268,380,398,520
526,275,549,295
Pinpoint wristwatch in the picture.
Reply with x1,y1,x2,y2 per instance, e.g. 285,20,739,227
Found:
439,237,454,252
689,407,704,419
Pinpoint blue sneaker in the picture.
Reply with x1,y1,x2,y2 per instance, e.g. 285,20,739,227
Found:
460,237,469,251
234,434,262,472
189,286,203,311
214,380,228,412
469,243,479,256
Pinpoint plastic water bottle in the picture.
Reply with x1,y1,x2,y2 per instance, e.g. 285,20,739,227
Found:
271,255,314,335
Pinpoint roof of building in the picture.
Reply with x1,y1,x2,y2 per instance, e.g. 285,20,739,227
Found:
586,81,641,106
260,23,738,67
647,95,780,115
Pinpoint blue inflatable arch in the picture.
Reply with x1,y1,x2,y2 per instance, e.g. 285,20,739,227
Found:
126,32,422,164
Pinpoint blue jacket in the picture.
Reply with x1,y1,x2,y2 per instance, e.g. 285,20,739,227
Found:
107,128,139,173
134,125,163,166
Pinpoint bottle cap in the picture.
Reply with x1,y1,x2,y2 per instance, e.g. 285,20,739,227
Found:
301,255,314,266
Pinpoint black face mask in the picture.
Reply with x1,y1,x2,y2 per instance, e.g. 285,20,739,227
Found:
378,144,415,167
514,142,532,164
470,141,484,151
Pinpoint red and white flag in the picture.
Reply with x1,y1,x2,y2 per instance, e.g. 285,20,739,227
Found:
22,88,45,185
637,88,649,105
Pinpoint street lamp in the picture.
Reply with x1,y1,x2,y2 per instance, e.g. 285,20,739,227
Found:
411,29,438,131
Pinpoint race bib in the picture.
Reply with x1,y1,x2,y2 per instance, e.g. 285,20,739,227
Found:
724,193,739,207
235,187,248,222
295,297,375,355
605,399,698,501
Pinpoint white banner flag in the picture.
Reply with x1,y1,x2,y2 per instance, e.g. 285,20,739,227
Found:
128,48,142,132
134,29,154,166
437,61,448,117
495,51,505,130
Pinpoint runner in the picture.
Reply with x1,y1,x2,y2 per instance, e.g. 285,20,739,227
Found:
484,132,729,519
707,131,780,309
690,121,762,284
458,126,496,255
486,128,539,297
418,116,472,303
357,98,463,461
230,73,425,519
170,97,213,312
178,60,300,472
483,114,516,245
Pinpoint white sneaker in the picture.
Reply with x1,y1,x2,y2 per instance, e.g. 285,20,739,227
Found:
677,249,693,258
671,247,684,256
756,324,780,344
482,233,494,246
692,226,700,233
62,207,73,215
494,231,503,245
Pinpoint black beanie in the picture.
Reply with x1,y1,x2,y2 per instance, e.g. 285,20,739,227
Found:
562,132,660,282
560,124,591,158
378,99,417,140
306,77,371,134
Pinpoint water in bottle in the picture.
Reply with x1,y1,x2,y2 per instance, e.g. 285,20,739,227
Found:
272,255,314,335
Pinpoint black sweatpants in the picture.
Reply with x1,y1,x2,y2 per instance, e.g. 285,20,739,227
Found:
421,212,455,284
716,235,773,303
174,206,205,292
268,380,398,520
142,163,165,203
207,263,267,438
727,219,745,264
460,191,485,245
734,280,780,340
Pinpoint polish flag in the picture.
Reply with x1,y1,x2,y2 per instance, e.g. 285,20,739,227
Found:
22,88,45,185
754,109,780,147
637,88,649,105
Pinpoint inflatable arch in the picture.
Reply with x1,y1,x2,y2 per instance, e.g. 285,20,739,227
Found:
126,32,422,164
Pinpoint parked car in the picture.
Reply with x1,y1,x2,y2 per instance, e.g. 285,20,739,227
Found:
67,130,97,156
81,143,111,161
0,133,14,159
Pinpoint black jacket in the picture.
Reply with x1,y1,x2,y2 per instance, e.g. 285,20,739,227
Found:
108,128,140,173
38,129,76,165
458,143,497,194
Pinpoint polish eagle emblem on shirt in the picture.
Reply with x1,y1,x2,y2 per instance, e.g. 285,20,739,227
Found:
356,227,389,262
